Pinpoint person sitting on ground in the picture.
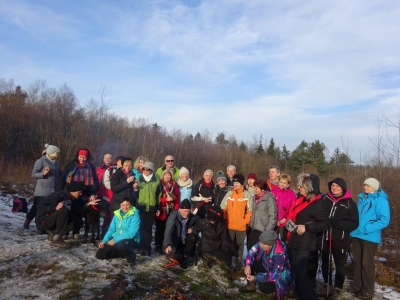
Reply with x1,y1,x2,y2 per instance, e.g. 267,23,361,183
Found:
192,205,235,271
96,197,140,267
36,182,99,248
239,230,294,299
162,199,198,269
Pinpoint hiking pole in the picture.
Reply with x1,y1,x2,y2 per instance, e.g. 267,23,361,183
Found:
327,226,333,297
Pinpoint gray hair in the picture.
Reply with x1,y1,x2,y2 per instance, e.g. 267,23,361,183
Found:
269,165,281,173
227,165,236,172
297,173,315,199
204,169,213,176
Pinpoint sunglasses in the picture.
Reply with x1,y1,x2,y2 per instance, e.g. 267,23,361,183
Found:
209,208,222,217
142,168,152,171
165,160,174,163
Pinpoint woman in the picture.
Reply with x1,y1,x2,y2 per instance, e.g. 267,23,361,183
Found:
245,173,257,196
350,178,390,300
247,180,277,251
213,170,230,207
240,230,293,299
191,169,215,218
25,143,61,230
96,197,140,267
155,170,180,254
133,156,147,179
317,178,359,297
110,157,138,213
177,167,193,203
60,148,99,239
286,174,329,300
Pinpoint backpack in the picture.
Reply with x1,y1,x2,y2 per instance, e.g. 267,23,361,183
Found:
12,197,28,213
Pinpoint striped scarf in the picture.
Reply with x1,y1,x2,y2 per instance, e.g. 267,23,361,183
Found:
66,163,95,186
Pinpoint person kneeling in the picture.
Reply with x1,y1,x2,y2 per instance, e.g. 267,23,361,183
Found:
162,199,198,269
96,197,140,267
240,230,293,300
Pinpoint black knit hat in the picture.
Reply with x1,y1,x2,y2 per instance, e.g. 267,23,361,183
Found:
329,178,347,194
207,205,223,222
67,181,85,192
232,173,245,185
179,199,192,209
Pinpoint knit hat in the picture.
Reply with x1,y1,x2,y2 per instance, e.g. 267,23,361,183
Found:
329,178,347,194
67,181,85,192
142,161,154,171
45,143,60,155
180,199,192,209
364,178,380,191
179,167,190,176
232,173,245,185
216,170,226,182
247,173,257,181
259,230,278,246
207,205,223,222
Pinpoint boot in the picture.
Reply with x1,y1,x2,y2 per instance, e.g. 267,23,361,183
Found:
73,233,80,240
46,230,55,241
317,283,333,297
50,235,71,248
23,219,31,229
239,281,256,293
332,287,343,298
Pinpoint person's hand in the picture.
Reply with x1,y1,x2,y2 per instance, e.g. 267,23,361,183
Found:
187,228,193,234
165,246,172,254
107,239,115,246
89,195,96,202
127,176,134,184
296,224,306,235
244,265,251,276
280,218,286,225
156,210,160,217
87,199,101,206
133,182,139,190
166,195,173,202
43,166,50,176
99,242,105,249
246,275,255,282
56,202,63,210
204,197,212,203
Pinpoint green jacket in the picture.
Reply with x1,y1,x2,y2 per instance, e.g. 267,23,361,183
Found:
155,165,180,181
137,174,161,212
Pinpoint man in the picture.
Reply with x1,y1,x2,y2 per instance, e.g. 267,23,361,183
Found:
226,165,236,187
265,165,281,191
162,199,198,269
36,182,100,248
156,155,179,180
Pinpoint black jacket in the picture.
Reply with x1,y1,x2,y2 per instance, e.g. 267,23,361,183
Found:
192,218,231,252
110,168,138,211
36,190,69,228
288,195,330,252
213,185,230,207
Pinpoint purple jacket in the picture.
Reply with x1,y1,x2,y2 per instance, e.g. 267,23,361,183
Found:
271,187,296,226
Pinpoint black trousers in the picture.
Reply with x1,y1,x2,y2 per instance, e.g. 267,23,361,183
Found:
96,239,138,264
42,207,74,235
169,233,198,264
202,248,232,265
251,259,277,294
289,247,319,300
247,228,262,251
155,218,167,250
139,211,155,252
27,196,45,221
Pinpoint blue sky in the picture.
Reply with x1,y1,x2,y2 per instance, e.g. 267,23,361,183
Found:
1,0,400,163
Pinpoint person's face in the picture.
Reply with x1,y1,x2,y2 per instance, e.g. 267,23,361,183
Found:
139,159,145,167
143,167,153,175
364,184,375,194
279,179,289,190
227,167,235,178
260,242,273,251
254,186,263,195
163,173,172,182
120,201,131,213
217,179,226,188
331,182,343,196
179,208,191,219
247,178,255,187
78,155,87,165
49,152,59,160
180,172,189,181
203,171,213,183
103,154,112,166
70,190,82,199
123,161,133,173
298,185,307,196
269,168,280,181
233,181,242,190
116,160,123,168
165,156,174,168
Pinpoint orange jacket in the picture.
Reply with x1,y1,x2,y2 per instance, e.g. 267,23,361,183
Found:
221,187,253,231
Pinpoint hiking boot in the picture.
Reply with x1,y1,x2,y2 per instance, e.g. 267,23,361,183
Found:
50,237,71,248
317,283,333,297
23,219,31,229
347,285,360,294
202,260,210,269
355,291,372,300
332,287,343,298
239,281,256,293
46,230,55,241
73,233,80,240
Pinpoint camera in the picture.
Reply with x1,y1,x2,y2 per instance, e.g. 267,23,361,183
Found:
285,219,298,233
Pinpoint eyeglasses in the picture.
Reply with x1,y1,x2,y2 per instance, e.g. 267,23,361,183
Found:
165,160,174,163
142,168,152,171
209,208,222,217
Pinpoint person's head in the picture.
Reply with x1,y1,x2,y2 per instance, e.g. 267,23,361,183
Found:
103,154,113,166
162,169,173,182
258,230,277,251
75,149,91,165
232,173,245,190
119,197,132,213
226,165,236,179
142,161,155,175
164,155,175,169
207,205,223,223
45,143,60,160
133,156,147,170
297,173,315,199
247,173,257,187
179,199,192,219
269,165,281,182
203,169,213,184
67,181,85,199
254,179,267,195
121,157,133,173
179,167,190,181
216,170,227,188
279,174,291,190
329,178,347,197
363,178,380,194
114,156,125,168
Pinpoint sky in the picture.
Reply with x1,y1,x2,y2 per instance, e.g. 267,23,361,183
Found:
1,0,400,163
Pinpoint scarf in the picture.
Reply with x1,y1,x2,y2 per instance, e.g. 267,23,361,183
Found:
46,154,56,163
178,211,189,244
66,162,94,186
288,194,321,223
161,180,176,197
177,178,193,188
255,190,266,206
143,173,153,182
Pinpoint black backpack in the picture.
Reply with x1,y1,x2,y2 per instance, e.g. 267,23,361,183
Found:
12,197,28,213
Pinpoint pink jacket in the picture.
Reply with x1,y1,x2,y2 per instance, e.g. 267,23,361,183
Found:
271,187,296,227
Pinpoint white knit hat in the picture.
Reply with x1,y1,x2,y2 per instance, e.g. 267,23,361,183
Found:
364,178,380,191
179,167,190,176
45,143,60,155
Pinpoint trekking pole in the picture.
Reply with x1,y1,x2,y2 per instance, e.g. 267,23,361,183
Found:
327,226,333,297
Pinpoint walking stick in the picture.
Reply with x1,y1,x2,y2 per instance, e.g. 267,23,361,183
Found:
327,226,333,297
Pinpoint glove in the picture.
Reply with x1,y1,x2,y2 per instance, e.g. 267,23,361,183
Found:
330,218,340,228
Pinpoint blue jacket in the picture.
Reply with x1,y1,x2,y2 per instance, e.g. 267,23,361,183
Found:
103,207,140,244
350,189,390,243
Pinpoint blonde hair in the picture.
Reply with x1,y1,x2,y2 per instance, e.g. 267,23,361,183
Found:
280,174,291,184
133,156,147,169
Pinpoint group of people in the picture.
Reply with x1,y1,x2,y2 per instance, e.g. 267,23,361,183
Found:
24,145,390,300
